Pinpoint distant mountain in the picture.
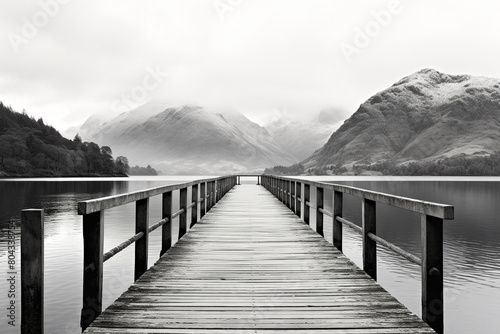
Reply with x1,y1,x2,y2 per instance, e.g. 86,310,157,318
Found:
65,100,168,141
265,108,343,161
303,69,500,173
79,103,297,174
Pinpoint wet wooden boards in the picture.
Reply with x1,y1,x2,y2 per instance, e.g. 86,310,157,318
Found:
85,184,434,333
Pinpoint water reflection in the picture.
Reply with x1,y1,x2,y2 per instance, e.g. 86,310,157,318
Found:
320,179,500,334
0,177,499,333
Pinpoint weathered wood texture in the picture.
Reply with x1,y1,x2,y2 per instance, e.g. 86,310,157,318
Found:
21,209,44,334
85,185,434,333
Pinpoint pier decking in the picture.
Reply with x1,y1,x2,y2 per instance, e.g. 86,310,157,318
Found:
84,184,434,333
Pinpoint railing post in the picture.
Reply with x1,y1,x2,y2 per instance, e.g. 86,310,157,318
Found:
81,210,104,330
191,184,198,228
362,198,377,280
333,191,343,252
282,179,286,204
207,182,212,211
290,181,295,213
316,186,324,237
421,214,444,334
304,184,310,225
237,176,240,185
21,209,44,334
284,180,288,207
257,175,260,185
135,198,149,281
161,191,172,256
296,182,301,218
216,180,220,202
287,181,291,208
274,177,278,197
277,179,281,201
200,183,206,218
179,187,187,239
211,181,215,208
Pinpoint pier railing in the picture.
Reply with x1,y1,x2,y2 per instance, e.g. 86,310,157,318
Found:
262,175,454,334
76,175,236,330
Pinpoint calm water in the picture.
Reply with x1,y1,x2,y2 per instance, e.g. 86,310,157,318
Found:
0,176,499,333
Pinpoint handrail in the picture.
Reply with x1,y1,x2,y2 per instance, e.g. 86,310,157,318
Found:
78,175,237,331
261,174,453,334
336,216,362,234
102,231,144,263
78,175,232,215
264,175,453,219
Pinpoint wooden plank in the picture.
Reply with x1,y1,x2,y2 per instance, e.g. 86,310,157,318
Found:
85,185,435,333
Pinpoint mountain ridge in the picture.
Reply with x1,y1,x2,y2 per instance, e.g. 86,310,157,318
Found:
302,68,500,174
78,103,298,174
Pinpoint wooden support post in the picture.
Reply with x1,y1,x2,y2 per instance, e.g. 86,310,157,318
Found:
421,214,444,334
179,187,187,239
161,191,172,257
237,176,240,185
200,183,206,218
296,182,301,218
21,209,44,334
257,176,260,185
284,180,288,207
216,180,220,202
208,182,212,211
277,179,281,201
304,184,310,225
333,191,343,252
287,181,291,208
135,198,149,281
282,180,286,204
213,181,216,204
316,187,324,237
276,178,279,198
191,184,198,228
81,210,104,330
290,181,295,213
362,198,377,280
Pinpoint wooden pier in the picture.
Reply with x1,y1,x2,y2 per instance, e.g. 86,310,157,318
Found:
20,175,454,334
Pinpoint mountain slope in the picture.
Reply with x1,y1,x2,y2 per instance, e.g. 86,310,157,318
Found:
265,108,343,161
82,104,297,174
0,102,124,177
303,69,500,171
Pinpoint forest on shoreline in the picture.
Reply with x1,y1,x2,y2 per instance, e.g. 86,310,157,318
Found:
0,102,134,178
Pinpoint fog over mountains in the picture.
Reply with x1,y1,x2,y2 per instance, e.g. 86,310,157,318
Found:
69,68,500,175
303,69,500,172
71,102,339,174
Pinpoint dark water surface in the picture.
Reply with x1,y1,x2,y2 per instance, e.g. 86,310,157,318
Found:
0,176,499,333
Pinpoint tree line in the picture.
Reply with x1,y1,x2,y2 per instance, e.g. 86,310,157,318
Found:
365,153,500,176
0,102,130,177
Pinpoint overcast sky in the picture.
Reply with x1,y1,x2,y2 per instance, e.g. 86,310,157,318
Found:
1,0,500,131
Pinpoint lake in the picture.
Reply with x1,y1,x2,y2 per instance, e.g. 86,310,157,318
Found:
1,176,499,333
